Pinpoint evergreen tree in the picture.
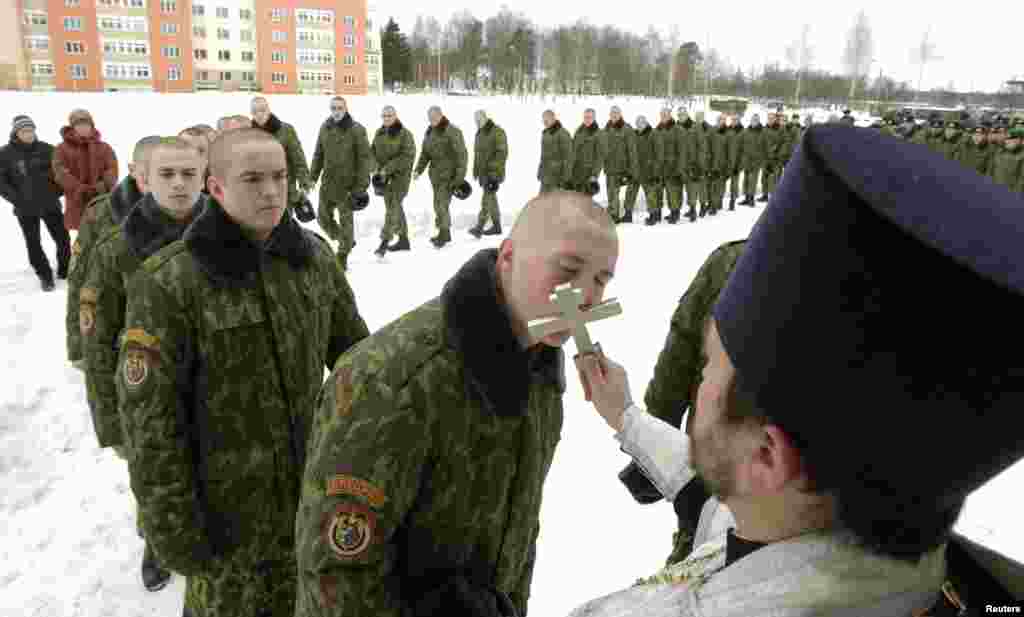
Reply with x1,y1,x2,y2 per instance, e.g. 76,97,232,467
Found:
381,18,412,88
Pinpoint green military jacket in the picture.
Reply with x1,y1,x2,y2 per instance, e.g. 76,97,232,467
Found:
633,125,664,184
908,126,930,147
934,135,963,162
990,146,1024,192
67,177,142,364
571,122,605,184
725,125,744,175
739,125,766,170
414,116,468,188
538,120,573,187
706,126,731,178
472,119,509,183
957,141,995,177
763,125,786,171
680,122,708,178
784,123,802,162
81,194,204,449
116,200,369,577
372,121,417,194
256,114,310,206
295,248,565,617
653,119,682,181
309,113,373,200
602,119,639,180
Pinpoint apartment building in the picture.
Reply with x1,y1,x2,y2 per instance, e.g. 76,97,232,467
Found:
4,0,376,94
364,3,382,95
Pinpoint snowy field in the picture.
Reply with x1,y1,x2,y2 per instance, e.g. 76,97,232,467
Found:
0,91,1019,616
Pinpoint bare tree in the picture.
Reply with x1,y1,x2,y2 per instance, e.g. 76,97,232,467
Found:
910,27,941,101
666,25,680,99
785,24,813,105
644,26,663,97
841,11,874,101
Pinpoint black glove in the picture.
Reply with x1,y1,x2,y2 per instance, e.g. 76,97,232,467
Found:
484,176,501,193
619,461,662,504
620,175,631,185
412,574,518,617
293,195,316,223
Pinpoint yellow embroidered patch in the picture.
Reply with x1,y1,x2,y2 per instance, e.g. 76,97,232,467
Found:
79,286,98,304
121,328,160,351
325,503,376,560
79,304,96,336
122,347,150,388
71,240,82,256
326,475,387,508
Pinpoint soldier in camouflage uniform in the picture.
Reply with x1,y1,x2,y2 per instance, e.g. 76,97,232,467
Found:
67,135,161,369
602,106,639,222
909,120,930,147
705,115,730,217
935,117,964,162
295,191,619,617
470,110,508,238
725,115,744,211
682,112,709,219
309,97,373,271
82,137,207,593
624,115,663,224
538,110,573,193
414,106,468,249
990,127,1024,193
570,108,605,195
760,112,785,202
738,114,766,206
957,123,995,178
618,239,746,566
250,97,310,214
784,114,802,169
646,109,681,225
117,129,369,617
925,115,946,152
371,106,416,254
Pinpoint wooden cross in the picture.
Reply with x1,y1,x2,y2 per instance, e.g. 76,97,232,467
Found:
527,283,623,355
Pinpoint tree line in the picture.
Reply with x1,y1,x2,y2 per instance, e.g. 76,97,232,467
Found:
379,7,1020,109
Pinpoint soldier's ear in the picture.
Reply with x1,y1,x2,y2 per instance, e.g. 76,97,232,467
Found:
497,238,514,272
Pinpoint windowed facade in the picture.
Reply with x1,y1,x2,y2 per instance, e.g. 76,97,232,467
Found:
65,41,87,55
160,1,176,13
270,8,286,22
104,63,152,80
272,72,287,84
192,4,204,16
25,11,48,26
168,65,182,80
162,46,181,58
217,50,231,61
217,27,230,40
271,51,286,63
194,48,207,60
216,6,229,18
296,8,333,24
160,22,178,34
64,17,83,31
240,29,253,42
24,37,50,52
193,25,206,37
31,63,55,76
103,39,148,56
99,15,148,32
241,51,254,62
343,34,354,47
70,64,88,79
272,30,286,42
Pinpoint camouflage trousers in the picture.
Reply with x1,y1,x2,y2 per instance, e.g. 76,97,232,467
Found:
742,167,761,196
762,166,781,195
605,174,627,218
476,188,500,228
183,539,297,617
728,172,742,202
431,182,453,231
66,238,86,364
685,175,705,208
318,196,354,259
660,177,683,212
707,177,727,213
380,187,409,242
624,181,660,214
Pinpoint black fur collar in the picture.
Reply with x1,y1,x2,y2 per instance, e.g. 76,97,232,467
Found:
378,120,404,137
110,175,144,225
717,126,728,134
605,118,625,130
732,124,745,132
255,113,283,134
657,118,676,130
441,249,565,418
545,120,563,134
637,126,652,136
681,119,694,129
184,198,316,288
326,112,354,130
578,122,599,134
124,193,206,261
477,119,494,135
426,116,450,136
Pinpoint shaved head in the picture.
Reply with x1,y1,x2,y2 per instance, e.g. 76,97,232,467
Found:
208,128,280,180
133,135,164,164
509,191,614,248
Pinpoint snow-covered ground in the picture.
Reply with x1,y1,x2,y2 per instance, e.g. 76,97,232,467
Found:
0,91,1019,616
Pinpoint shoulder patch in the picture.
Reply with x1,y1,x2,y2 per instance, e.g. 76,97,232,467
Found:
323,503,377,561
140,239,187,274
325,474,387,507
121,328,160,351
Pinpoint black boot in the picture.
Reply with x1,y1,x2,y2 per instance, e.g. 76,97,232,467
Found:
686,206,697,222
431,228,451,248
757,194,769,202
481,222,502,236
374,239,389,258
141,542,171,592
729,197,736,211
645,210,658,225
621,210,632,223
468,225,483,239
740,195,754,206
387,236,410,251
40,275,55,292
666,210,680,224
610,212,621,224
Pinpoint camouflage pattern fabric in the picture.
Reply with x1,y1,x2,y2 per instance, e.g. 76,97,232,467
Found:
681,124,708,209
957,140,995,178
309,113,373,258
570,123,604,188
655,119,683,213
725,126,744,203
415,117,467,232
762,124,785,195
739,125,766,197
372,121,416,242
117,199,368,617
625,124,664,215
705,127,731,213
473,120,508,229
257,114,310,207
537,121,573,190
934,134,963,162
990,146,1024,192
603,119,640,217
295,248,565,617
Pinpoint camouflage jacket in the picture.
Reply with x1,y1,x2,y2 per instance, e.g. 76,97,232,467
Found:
372,121,417,193
653,119,681,181
706,127,731,178
255,113,310,205
81,193,205,448
739,126,766,169
472,119,509,183
908,127,930,147
763,125,786,169
67,176,141,364
537,121,573,186
725,125,744,174
116,200,369,576
990,147,1024,192
571,122,604,183
957,141,994,178
680,124,708,176
783,124,802,162
934,135,962,162
621,239,747,504
295,248,566,617
414,116,468,187
602,119,639,179
309,113,373,199
633,125,664,184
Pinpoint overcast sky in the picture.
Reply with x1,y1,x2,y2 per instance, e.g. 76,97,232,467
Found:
379,0,1021,93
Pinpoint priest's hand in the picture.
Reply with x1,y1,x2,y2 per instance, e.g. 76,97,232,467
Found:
576,352,632,432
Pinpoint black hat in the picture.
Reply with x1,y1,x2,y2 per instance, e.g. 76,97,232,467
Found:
452,179,473,200
350,190,369,211
371,172,388,196
714,125,1024,515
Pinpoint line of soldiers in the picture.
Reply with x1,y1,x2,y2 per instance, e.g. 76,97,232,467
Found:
879,111,1024,193
538,106,805,225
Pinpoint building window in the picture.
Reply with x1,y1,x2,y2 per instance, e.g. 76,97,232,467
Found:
24,36,50,51
343,15,355,27
168,65,182,81
161,23,179,34
70,65,88,80
239,8,251,20
343,74,355,85
272,30,287,43
242,71,255,81
217,50,231,61
65,41,87,55
25,11,48,26
64,17,83,31
367,54,379,65
270,8,287,22
217,28,230,40
98,0,146,7
65,0,81,7
343,34,354,47
240,29,253,42
241,51,254,62
343,54,355,66
272,51,287,63
197,70,208,80
365,39,375,51
220,71,232,81
160,1,176,13
193,26,206,38
103,39,148,55
99,15,148,32
272,72,287,84
215,6,228,18
162,46,181,58
31,63,55,76
192,4,204,16
194,48,207,60
104,62,151,79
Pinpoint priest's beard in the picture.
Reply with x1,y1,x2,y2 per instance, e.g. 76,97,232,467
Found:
689,421,742,501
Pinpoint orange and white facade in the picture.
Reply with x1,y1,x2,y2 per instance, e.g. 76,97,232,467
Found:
3,0,374,94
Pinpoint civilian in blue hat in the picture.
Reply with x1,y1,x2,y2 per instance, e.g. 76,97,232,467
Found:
570,124,1024,616
0,115,71,291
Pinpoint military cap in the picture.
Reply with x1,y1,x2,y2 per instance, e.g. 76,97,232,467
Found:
1009,126,1024,139
714,124,1024,515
